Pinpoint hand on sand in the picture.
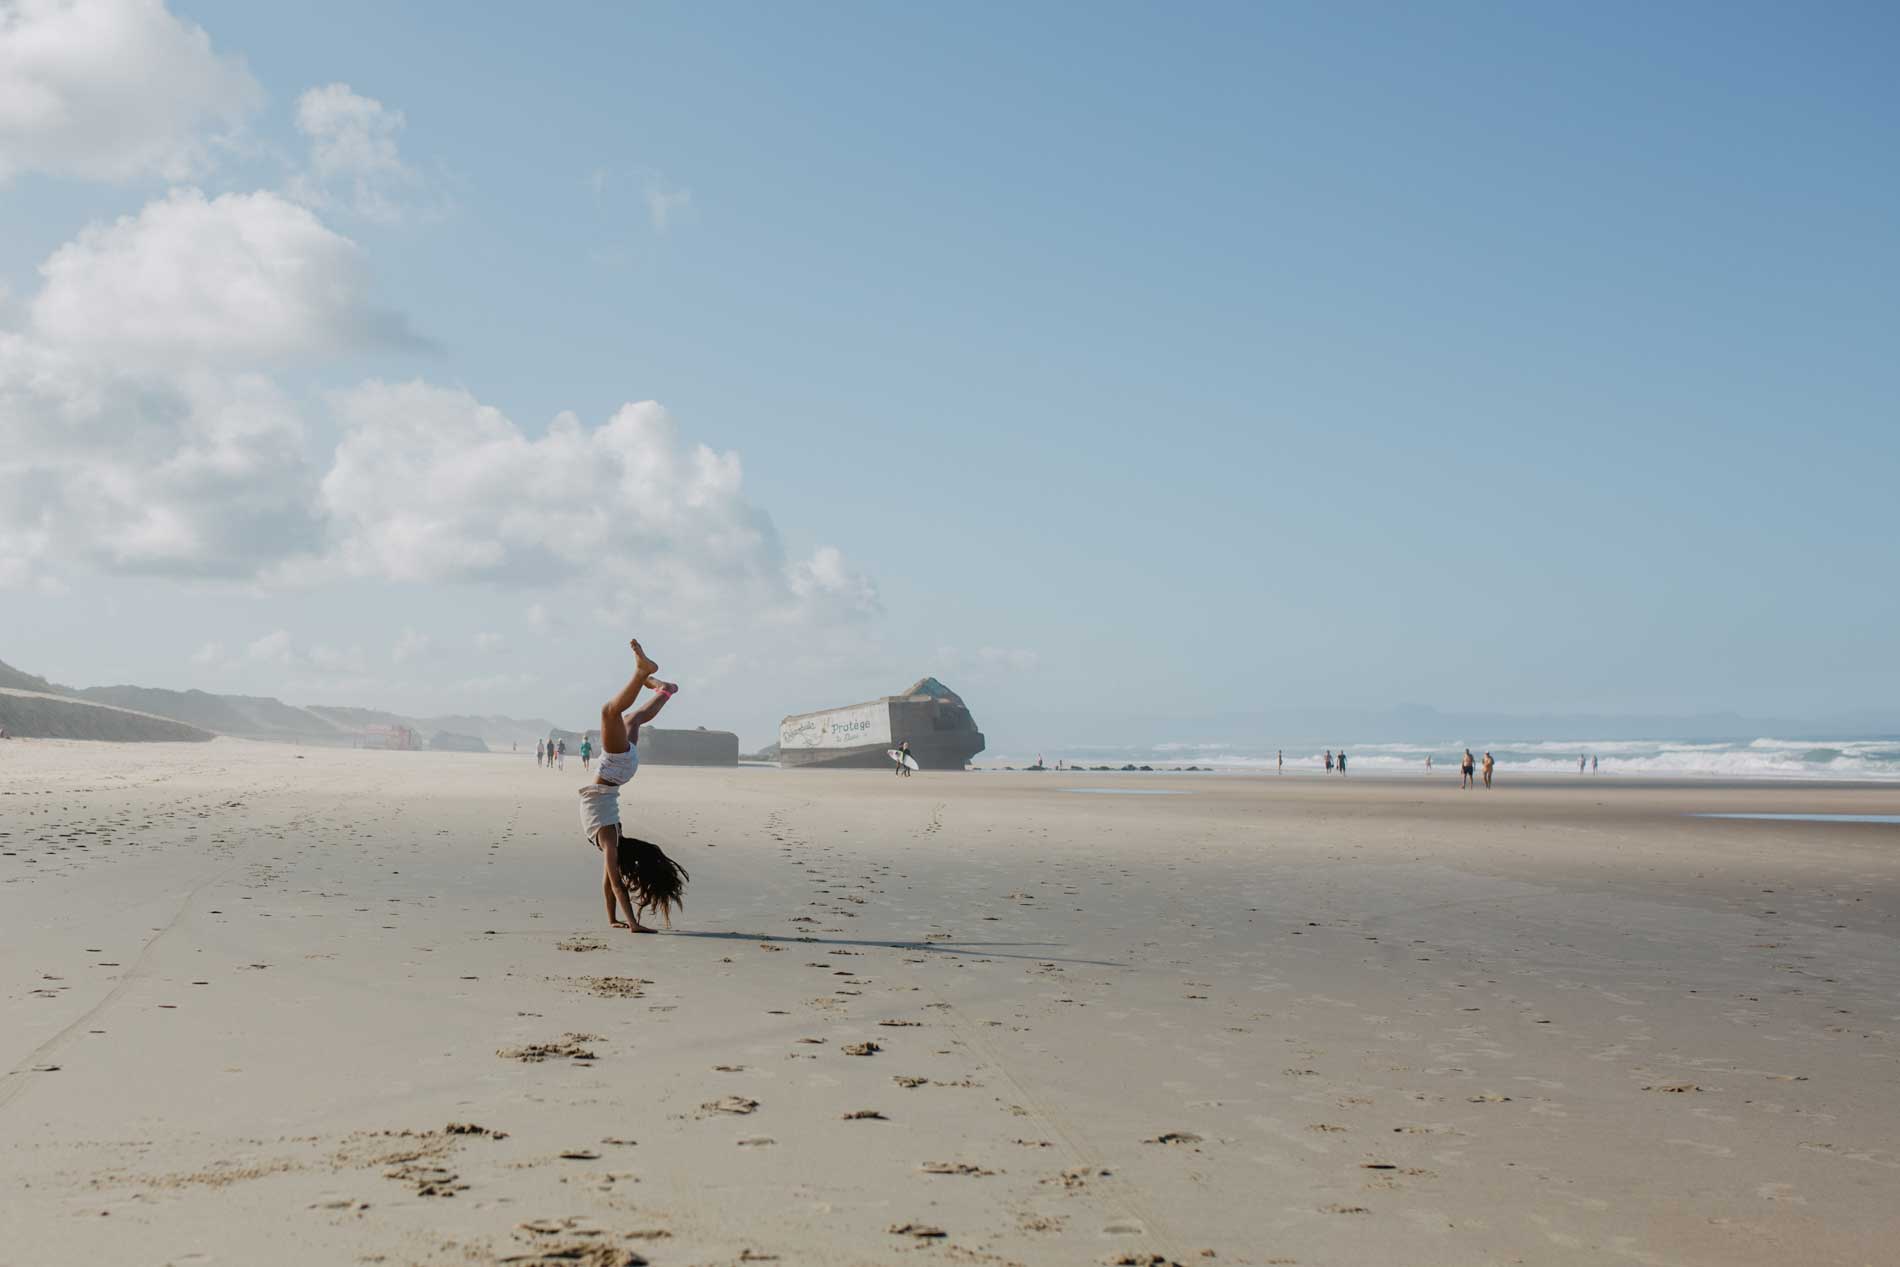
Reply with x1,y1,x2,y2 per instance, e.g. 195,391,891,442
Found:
610,918,631,930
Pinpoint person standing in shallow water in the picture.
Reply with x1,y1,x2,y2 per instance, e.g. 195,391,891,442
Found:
1337,750,1348,775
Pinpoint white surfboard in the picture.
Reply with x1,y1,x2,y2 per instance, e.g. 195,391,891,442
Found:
887,748,921,771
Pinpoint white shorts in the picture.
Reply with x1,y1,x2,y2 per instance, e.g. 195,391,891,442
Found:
578,784,620,840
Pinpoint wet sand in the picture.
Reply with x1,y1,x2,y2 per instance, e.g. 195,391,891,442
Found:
2,740,1897,1266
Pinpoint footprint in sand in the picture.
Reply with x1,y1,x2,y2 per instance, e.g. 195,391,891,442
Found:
497,1034,599,1062
701,1096,760,1116
888,1222,946,1239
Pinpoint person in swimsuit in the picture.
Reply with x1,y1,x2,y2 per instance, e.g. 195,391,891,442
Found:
1482,751,1494,788
579,639,688,934
1461,748,1475,789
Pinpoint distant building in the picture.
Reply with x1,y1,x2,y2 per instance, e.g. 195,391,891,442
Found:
642,727,739,767
549,725,737,766
779,678,985,770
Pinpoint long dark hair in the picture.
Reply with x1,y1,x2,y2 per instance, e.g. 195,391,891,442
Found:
615,834,689,924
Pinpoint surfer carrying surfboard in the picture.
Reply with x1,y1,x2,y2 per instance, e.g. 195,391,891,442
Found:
579,638,689,934
891,739,916,776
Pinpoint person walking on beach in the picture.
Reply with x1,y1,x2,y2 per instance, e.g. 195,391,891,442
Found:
1461,748,1475,789
1277,749,1283,774
1425,754,1433,775
899,738,913,776
1482,751,1495,788
536,739,545,768
1592,753,1598,774
1324,749,1333,772
1579,754,1587,774
1337,749,1348,775
579,639,688,935
580,735,592,771
557,738,567,771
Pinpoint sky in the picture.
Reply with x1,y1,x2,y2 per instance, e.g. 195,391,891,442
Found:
3,0,1897,751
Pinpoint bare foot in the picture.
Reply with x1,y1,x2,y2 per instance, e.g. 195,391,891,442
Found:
610,918,630,929
629,921,656,935
652,679,680,697
629,638,658,676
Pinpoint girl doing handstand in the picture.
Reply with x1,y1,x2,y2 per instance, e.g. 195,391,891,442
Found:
578,639,689,934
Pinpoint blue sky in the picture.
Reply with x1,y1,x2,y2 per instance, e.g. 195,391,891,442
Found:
3,0,1896,749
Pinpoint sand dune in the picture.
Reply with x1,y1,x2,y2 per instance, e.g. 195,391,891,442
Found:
2,741,1897,1265
0,688,213,743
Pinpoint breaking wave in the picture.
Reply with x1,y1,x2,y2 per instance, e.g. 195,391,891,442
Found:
1024,738,1900,782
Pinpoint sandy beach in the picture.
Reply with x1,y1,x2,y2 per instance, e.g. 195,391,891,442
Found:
2,741,1897,1267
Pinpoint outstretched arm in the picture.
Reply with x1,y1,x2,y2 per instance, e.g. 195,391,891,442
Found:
598,830,640,932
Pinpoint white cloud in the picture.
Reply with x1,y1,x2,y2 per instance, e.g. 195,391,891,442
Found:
789,546,880,618
391,627,430,663
290,83,426,222
247,628,293,663
0,334,322,580
30,188,420,365
645,178,691,232
453,671,539,695
0,0,262,183
307,642,366,673
315,381,875,626
525,602,550,632
190,640,225,666
473,631,506,653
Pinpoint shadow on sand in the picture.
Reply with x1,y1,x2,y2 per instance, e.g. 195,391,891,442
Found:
665,928,1124,969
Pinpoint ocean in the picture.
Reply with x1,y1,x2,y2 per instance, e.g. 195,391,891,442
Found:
991,737,1900,782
